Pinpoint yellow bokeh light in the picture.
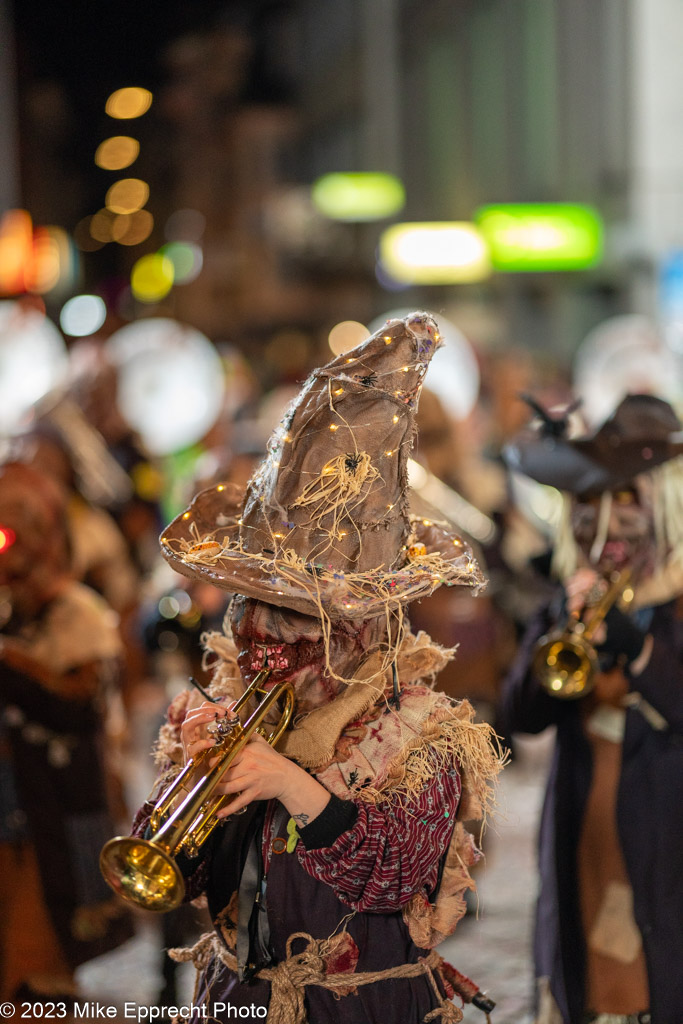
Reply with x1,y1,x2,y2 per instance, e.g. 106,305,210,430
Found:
328,320,370,356
74,217,104,252
113,210,154,246
105,178,149,215
380,223,491,284
90,208,118,243
130,253,174,303
95,136,140,171
111,215,132,243
105,87,153,120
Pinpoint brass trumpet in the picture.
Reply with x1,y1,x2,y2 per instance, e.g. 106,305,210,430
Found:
100,668,294,912
532,568,633,699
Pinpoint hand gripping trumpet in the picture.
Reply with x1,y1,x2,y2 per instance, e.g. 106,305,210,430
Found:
532,568,634,699
100,667,294,912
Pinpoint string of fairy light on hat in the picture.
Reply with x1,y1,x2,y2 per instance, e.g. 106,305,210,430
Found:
266,318,440,559
257,344,433,550
161,317,481,690
165,496,480,689
328,316,439,406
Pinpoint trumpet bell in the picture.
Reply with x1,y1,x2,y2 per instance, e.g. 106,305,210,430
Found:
532,570,632,700
99,836,185,912
532,633,599,700
100,669,294,913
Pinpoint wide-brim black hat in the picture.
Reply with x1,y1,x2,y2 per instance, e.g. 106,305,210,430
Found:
503,393,683,496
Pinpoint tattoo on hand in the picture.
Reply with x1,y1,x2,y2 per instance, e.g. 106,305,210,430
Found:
292,813,310,826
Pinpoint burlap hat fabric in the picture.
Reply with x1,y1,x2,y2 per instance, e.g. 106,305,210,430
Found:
161,312,484,619
504,393,683,496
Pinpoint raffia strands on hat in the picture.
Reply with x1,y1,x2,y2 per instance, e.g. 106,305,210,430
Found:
160,313,485,621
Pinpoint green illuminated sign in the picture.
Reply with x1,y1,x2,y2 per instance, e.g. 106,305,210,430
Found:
311,172,405,222
475,203,603,271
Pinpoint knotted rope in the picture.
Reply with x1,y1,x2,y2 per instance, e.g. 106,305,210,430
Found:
169,932,463,1024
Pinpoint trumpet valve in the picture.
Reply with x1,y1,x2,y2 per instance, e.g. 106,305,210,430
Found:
208,713,240,740
182,837,200,859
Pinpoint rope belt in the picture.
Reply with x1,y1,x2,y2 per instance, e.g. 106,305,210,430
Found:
169,931,464,1024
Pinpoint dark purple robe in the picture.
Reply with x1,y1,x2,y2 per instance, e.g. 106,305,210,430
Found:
132,765,460,1023
500,595,683,1024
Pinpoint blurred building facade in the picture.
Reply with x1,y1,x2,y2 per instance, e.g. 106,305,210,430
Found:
160,0,683,363
283,0,628,361
4,0,683,367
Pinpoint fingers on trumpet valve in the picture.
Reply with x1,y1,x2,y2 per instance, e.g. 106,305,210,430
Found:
181,700,234,761
186,736,219,760
565,569,606,618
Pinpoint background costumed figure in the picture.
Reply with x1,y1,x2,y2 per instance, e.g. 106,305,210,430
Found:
501,394,683,1024
0,462,132,1003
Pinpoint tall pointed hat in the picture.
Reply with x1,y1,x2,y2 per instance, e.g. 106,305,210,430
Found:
161,312,484,619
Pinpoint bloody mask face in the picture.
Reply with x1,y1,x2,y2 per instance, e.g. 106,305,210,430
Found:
570,485,655,575
229,595,388,699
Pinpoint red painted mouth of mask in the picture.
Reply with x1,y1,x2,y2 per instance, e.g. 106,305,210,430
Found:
250,643,289,673
236,636,325,686
598,538,644,571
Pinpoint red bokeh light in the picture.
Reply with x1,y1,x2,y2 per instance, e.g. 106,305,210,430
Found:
0,527,17,553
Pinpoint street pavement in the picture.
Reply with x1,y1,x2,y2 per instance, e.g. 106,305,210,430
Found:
78,726,553,1024
440,733,552,1024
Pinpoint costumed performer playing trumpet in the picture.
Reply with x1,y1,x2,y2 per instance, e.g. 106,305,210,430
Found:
106,313,506,1023
500,394,683,1024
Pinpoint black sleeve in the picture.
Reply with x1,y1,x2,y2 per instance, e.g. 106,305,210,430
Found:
625,603,683,734
298,793,359,850
498,598,570,736
597,605,647,664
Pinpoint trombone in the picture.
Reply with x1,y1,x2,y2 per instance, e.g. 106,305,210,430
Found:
532,568,634,699
100,667,294,912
